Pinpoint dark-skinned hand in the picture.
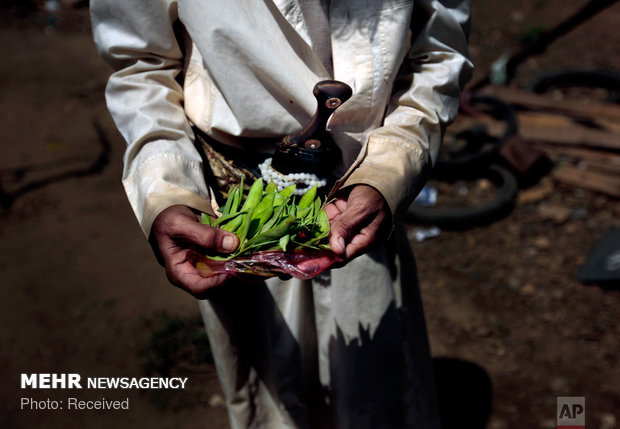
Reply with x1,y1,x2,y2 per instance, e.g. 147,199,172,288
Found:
150,205,239,298
325,184,391,262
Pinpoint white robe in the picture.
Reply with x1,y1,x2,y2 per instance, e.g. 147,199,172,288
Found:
198,223,440,428
90,1,472,426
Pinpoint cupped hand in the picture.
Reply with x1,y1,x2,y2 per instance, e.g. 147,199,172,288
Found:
150,205,239,298
325,184,391,261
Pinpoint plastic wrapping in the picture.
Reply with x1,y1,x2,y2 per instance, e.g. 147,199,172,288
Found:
191,249,342,280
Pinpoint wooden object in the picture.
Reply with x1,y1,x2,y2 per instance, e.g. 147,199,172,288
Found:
553,165,620,197
480,86,620,122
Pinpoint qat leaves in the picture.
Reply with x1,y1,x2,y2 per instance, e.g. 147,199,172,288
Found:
203,181,331,259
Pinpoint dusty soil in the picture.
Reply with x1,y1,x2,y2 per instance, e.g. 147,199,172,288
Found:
1,1,619,428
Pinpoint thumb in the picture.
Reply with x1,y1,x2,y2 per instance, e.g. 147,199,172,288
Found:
329,211,358,256
179,220,239,254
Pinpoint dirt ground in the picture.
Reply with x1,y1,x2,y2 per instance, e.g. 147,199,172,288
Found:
1,1,619,428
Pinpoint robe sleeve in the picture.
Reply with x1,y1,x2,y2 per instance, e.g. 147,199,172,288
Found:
91,0,217,236
341,0,474,218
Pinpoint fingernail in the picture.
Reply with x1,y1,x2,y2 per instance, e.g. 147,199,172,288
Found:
338,237,345,251
222,235,235,251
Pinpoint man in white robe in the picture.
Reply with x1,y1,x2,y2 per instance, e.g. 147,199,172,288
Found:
91,1,473,427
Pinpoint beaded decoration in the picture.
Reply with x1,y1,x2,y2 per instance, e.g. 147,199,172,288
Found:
258,157,327,196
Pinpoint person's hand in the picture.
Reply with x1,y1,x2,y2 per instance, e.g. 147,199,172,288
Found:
325,184,391,261
150,205,239,298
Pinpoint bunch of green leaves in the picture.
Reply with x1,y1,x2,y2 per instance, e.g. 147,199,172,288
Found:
200,178,331,260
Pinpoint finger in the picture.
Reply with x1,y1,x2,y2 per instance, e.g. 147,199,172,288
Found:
154,206,239,254
330,203,387,258
151,206,238,297
333,198,348,212
294,254,337,276
329,211,361,255
175,218,239,254
343,226,378,259
165,250,230,297
324,202,342,221
177,271,229,299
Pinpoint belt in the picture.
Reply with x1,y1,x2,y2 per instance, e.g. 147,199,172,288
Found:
192,128,274,204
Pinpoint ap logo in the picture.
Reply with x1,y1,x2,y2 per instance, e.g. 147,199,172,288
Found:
557,397,585,429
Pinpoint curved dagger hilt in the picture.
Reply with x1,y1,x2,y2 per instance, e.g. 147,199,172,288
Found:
272,80,352,177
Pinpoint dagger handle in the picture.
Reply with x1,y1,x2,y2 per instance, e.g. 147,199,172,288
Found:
286,80,353,148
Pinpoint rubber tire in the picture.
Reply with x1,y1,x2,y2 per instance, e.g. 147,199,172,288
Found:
433,95,518,180
406,165,519,230
529,69,620,103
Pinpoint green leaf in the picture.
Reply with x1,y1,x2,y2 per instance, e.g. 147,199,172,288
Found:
259,199,289,234
214,210,247,226
291,240,321,250
265,180,277,194
312,197,321,219
200,213,214,226
247,192,275,238
220,189,235,216
204,254,235,261
236,206,255,246
278,234,290,252
296,206,311,220
240,178,264,212
229,181,243,214
244,214,295,249
220,212,245,232
297,184,317,210
278,184,296,201
317,208,330,235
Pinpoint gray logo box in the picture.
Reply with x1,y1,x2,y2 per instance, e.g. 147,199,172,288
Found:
557,396,585,426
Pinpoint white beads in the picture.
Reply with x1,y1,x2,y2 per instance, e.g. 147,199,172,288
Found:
258,158,327,195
